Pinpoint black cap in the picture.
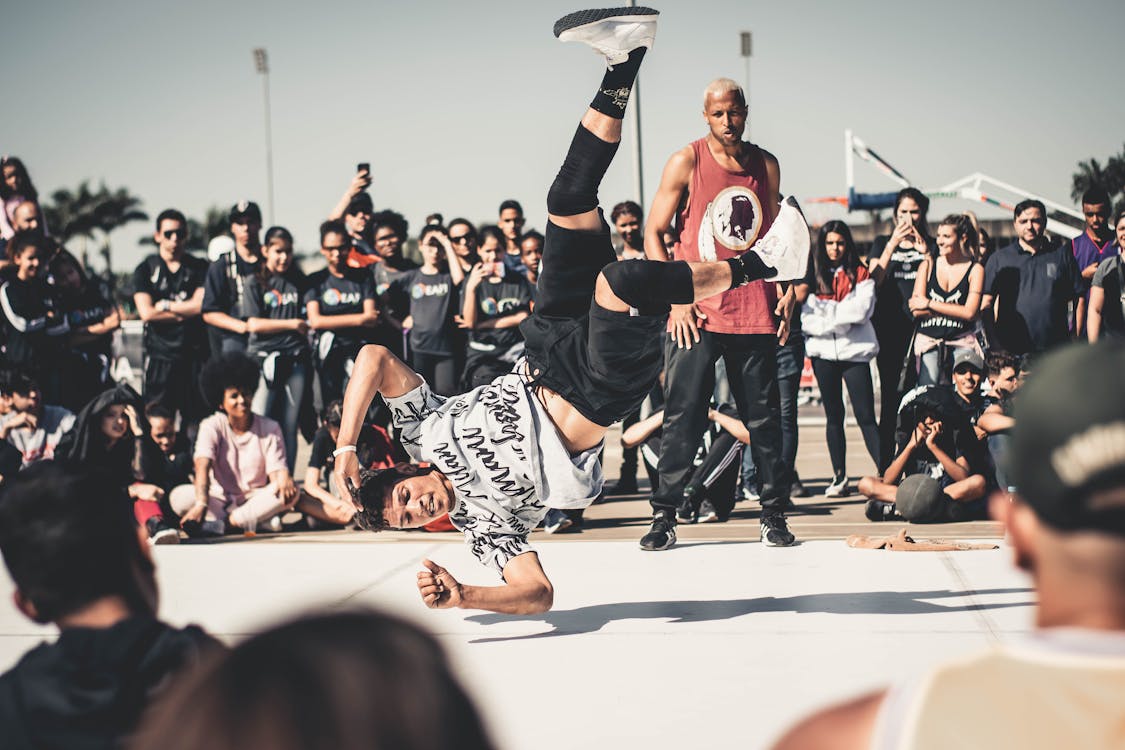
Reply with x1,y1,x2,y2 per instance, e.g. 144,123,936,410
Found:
1010,342,1125,535
229,200,262,224
345,193,374,216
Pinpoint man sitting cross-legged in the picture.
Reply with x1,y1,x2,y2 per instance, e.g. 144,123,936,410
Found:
333,7,809,615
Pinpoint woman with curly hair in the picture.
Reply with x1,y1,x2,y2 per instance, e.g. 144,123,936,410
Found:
168,352,340,535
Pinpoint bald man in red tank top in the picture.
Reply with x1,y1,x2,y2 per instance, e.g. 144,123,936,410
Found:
640,78,795,551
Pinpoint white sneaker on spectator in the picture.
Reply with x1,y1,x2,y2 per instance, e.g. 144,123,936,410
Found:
825,475,850,498
554,7,659,66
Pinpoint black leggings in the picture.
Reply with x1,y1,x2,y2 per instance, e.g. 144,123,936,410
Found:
811,358,881,479
410,351,458,397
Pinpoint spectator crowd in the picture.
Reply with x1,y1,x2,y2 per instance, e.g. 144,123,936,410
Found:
2,152,1124,542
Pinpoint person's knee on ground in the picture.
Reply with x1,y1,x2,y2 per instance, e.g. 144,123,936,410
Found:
169,484,222,522
228,485,288,529
595,261,693,314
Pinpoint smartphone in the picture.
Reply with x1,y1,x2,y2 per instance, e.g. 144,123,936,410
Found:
357,162,370,174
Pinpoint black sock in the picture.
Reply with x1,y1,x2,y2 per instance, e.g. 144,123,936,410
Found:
726,252,777,289
590,47,646,119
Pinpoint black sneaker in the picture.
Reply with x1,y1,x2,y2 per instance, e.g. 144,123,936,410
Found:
760,510,796,547
696,499,719,523
865,499,902,522
790,474,808,499
146,516,180,546
639,510,676,551
606,477,638,496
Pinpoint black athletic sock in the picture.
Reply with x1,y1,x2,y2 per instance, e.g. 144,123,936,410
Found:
547,125,619,216
726,252,777,289
590,47,646,119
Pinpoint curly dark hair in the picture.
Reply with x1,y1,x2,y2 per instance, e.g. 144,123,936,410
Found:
351,464,436,532
199,352,262,412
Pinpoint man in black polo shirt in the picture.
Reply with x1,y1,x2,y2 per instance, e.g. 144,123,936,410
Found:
982,199,1081,354
132,209,210,433
201,201,263,355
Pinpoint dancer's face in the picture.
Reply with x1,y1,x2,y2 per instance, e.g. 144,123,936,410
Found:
383,471,454,528
703,91,747,147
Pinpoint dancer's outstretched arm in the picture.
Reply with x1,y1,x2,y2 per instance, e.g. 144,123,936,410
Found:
418,553,554,615
333,344,422,497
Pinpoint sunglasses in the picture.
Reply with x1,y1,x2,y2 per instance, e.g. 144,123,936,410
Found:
322,244,348,252
450,235,472,244
162,229,186,239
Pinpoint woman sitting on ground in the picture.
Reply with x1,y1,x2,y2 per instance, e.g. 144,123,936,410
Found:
56,384,179,545
169,352,340,535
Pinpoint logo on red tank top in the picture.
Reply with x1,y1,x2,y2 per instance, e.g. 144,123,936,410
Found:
697,186,763,259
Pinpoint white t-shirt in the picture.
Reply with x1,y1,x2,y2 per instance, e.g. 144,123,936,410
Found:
387,372,603,575
2,406,76,466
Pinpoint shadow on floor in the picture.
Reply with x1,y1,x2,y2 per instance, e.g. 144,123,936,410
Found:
466,588,1034,643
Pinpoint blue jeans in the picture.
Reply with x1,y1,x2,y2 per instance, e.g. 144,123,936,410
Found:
252,352,310,474
742,336,804,491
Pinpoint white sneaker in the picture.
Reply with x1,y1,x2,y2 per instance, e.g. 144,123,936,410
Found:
745,196,811,282
554,7,659,66
825,475,850,498
543,508,573,534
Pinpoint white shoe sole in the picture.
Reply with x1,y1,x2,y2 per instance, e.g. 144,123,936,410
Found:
149,528,180,545
555,7,659,65
746,196,811,282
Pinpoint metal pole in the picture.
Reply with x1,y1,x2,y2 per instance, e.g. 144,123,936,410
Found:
626,0,644,207
253,48,276,225
739,31,752,98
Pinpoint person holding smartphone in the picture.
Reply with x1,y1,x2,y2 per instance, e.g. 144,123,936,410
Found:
866,187,933,470
459,225,534,389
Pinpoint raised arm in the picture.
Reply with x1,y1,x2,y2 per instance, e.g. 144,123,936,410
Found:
328,170,372,221
333,345,423,495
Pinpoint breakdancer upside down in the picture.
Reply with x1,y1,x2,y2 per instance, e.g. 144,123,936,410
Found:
334,7,810,615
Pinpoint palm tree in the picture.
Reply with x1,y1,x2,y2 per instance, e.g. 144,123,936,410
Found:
1071,145,1125,206
92,185,148,274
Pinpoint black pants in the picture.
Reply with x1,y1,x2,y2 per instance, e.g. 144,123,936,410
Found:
618,407,641,482
144,353,206,429
410,351,458,397
652,331,790,511
810,357,880,479
875,327,911,471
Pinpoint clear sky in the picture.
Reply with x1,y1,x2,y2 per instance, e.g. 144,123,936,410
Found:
6,0,1123,271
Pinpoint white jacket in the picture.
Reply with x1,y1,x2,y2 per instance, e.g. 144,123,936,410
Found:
801,277,880,362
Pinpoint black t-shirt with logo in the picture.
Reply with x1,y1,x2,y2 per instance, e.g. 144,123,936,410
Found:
372,259,420,326
244,271,309,355
303,268,377,352
132,253,209,359
866,235,930,337
392,268,459,356
202,251,261,352
462,271,533,359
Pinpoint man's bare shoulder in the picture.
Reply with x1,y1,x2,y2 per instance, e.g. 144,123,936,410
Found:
665,144,696,174
756,145,780,169
771,690,884,750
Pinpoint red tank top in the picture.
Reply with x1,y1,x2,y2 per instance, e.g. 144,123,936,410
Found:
674,138,777,334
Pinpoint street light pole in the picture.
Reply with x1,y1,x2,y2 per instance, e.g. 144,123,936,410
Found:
253,48,276,225
740,31,752,97
626,0,644,208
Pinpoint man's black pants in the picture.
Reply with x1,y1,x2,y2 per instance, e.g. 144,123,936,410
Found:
652,331,790,512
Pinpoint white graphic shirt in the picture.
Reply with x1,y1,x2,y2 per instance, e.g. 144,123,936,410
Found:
386,371,603,575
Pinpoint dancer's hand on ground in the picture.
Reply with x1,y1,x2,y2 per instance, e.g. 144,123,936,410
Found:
669,303,705,349
418,559,463,609
333,451,362,509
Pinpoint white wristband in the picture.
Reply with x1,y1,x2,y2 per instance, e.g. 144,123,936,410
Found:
332,445,357,458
